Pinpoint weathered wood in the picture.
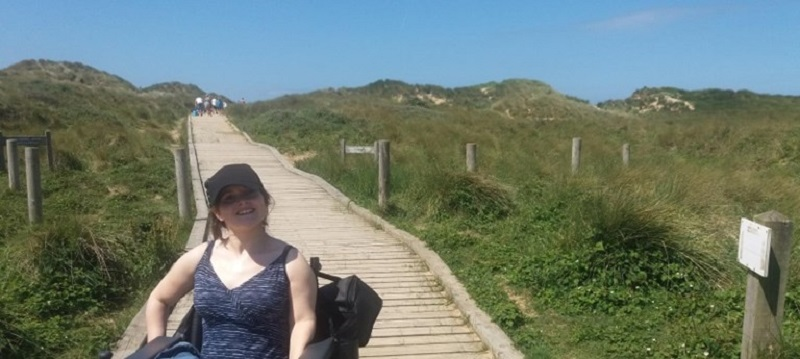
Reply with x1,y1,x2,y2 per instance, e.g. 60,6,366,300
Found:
114,114,519,359
346,146,375,154
6,139,19,190
0,131,4,172
378,139,390,209
25,147,43,224
361,353,491,359
45,130,54,170
741,211,793,358
361,342,485,356
622,143,630,166
340,138,346,163
466,143,477,172
172,147,190,220
571,137,581,174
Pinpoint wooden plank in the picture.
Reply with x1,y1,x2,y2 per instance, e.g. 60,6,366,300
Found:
361,342,486,356
361,353,492,359
114,114,499,359
367,333,481,346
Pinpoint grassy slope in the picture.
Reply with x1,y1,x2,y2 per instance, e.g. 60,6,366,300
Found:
228,81,800,358
0,59,201,358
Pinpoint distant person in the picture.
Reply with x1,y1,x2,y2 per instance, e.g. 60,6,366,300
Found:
240,97,246,104
145,163,317,359
194,97,204,116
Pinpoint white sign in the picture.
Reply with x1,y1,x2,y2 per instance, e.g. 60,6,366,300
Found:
346,146,375,154
738,218,772,277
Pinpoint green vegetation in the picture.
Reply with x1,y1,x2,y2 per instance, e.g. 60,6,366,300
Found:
228,81,800,358
0,59,199,358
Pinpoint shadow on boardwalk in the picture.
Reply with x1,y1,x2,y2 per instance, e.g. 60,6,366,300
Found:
113,114,522,359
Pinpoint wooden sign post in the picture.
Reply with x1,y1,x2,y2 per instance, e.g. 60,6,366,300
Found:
740,212,793,358
0,131,55,171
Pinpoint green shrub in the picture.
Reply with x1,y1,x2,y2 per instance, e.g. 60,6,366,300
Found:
435,172,515,221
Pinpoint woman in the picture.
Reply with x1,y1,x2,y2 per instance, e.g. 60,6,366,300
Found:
145,163,317,359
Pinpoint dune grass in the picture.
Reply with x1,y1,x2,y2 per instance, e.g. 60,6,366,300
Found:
228,93,800,358
0,61,196,358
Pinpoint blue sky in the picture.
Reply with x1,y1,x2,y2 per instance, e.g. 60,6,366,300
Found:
1,1,798,104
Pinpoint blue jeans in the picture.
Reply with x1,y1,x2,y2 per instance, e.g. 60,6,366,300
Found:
154,341,201,359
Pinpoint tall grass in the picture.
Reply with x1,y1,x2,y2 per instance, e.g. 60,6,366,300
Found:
229,91,800,358
0,61,197,358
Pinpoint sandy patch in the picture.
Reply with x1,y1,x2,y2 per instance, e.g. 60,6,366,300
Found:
286,151,317,165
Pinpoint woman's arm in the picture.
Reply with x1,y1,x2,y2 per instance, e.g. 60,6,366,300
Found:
286,249,318,359
145,243,206,342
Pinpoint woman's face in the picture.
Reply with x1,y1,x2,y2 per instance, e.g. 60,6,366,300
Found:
213,185,268,231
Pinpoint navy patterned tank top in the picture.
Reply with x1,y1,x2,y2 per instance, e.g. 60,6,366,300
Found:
194,241,293,359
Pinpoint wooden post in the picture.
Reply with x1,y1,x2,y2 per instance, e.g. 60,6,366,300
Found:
172,147,190,220
571,137,581,174
466,143,477,172
340,138,346,163
45,130,54,171
377,140,390,209
373,140,379,162
0,131,5,173
26,147,43,224
622,143,630,167
7,139,19,190
741,211,793,358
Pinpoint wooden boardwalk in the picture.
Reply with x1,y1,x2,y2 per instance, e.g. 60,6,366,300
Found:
113,114,522,359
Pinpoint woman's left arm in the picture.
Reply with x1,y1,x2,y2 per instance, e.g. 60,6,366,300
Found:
286,249,318,359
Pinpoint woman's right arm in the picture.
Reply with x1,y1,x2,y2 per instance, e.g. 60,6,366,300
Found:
145,243,207,342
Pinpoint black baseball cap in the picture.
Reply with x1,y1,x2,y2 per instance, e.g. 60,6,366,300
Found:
204,163,265,206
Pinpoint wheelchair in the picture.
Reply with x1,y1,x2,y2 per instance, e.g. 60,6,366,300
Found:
100,257,382,359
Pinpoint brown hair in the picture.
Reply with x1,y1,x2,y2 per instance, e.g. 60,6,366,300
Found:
208,187,273,240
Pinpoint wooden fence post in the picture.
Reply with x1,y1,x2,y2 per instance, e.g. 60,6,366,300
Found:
0,131,5,173
7,139,19,190
340,138,346,163
571,137,581,174
377,140,390,209
45,130,54,170
25,147,43,224
741,211,793,358
172,147,190,220
466,143,477,172
622,143,630,167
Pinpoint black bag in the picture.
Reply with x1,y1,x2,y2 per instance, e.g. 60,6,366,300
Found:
311,258,383,359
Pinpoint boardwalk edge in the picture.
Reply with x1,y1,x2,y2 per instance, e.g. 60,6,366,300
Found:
112,116,208,357
236,125,525,359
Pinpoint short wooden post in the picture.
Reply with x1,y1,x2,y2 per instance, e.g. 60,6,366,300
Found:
741,211,793,358
0,131,5,172
7,139,19,190
622,143,630,166
373,140,379,162
466,143,477,172
25,147,43,224
45,130,54,170
377,140,390,209
172,147,190,220
571,137,581,174
340,138,346,163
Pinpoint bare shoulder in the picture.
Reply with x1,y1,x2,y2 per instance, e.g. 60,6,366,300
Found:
171,241,210,273
275,240,313,279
